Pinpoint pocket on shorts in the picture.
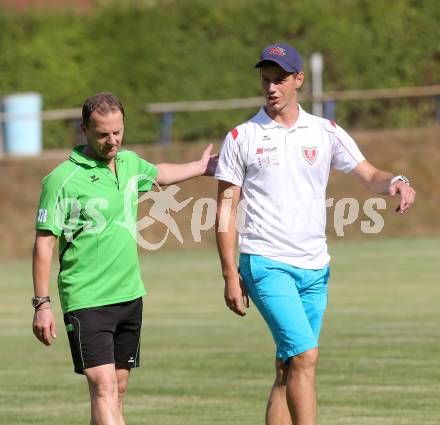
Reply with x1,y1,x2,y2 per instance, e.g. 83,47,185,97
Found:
239,254,266,297
64,313,84,372
248,255,271,283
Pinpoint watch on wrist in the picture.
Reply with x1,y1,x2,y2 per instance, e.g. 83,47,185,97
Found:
390,175,410,186
31,296,51,309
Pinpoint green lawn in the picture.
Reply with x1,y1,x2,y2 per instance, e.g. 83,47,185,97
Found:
1,238,439,425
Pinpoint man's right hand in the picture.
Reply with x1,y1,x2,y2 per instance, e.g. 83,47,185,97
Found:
224,274,249,317
33,307,57,346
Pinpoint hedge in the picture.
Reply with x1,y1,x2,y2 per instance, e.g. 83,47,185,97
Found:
0,0,438,147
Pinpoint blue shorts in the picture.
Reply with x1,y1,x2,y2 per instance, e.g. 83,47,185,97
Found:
239,254,330,362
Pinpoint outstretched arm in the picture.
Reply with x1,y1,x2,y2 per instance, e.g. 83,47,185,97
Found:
156,143,218,185
350,160,416,213
32,230,57,346
216,180,249,316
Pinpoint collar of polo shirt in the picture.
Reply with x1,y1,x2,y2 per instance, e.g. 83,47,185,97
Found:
258,104,311,130
69,145,123,168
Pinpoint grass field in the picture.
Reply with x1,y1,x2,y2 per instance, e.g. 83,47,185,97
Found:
1,238,439,425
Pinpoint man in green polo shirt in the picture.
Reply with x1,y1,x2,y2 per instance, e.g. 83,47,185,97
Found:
32,92,217,425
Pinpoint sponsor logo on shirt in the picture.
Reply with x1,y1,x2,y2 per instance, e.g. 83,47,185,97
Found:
256,146,277,155
256,146,279,168
90,174,100,182
302,146,318,164
258,156,279,168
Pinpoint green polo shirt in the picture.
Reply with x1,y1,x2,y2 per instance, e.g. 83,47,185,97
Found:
35,145,157,313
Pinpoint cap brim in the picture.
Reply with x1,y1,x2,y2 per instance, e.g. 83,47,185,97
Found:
254,58,297,73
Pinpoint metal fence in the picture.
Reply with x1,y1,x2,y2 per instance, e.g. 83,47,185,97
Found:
1,85,440,154
145,85,440,144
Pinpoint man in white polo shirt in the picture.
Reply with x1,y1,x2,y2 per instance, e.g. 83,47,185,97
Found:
215,43,415,425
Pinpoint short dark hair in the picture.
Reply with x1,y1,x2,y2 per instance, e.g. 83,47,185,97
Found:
82,92,125,128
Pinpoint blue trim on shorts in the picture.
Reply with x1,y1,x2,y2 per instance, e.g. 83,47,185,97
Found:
239,254,330,362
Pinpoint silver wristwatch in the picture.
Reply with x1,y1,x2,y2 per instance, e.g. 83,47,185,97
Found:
31,296,51,309
390,175,410,186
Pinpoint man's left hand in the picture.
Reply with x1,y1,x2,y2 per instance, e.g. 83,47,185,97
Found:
389,181,416,213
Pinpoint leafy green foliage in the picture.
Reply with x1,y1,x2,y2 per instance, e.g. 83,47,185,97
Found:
0,0,439,147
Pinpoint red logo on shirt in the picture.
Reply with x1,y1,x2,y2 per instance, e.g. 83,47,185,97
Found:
302,146,318,164
329,120,337,128
256,147,264,154
230,128,238,140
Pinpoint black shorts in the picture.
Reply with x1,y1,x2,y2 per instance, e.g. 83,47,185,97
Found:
63,297,143,375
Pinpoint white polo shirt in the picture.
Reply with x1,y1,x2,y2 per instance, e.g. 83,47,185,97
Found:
215,105,365,269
